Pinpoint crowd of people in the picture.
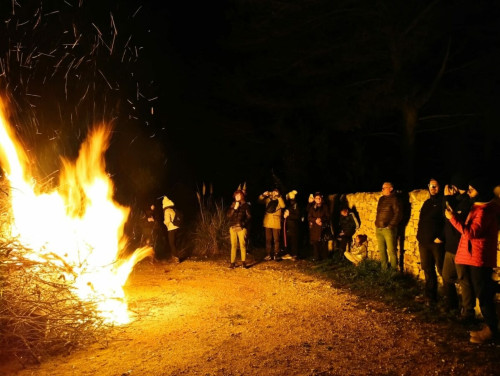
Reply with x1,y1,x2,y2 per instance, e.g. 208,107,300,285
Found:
141,175,500,344
226,176,500,345
139,195,180,263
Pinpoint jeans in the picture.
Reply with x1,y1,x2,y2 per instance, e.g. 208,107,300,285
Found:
441,252,459,310
167,229,178,258
230,227,247,263
456,263,476,316
376,227,398,270
470,266,498,333
418,242,444,302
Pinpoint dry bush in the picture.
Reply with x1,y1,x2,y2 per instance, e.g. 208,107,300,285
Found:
0,180,109,364
190,185,230,258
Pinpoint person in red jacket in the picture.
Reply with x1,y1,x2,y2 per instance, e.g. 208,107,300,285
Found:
445,177,500,344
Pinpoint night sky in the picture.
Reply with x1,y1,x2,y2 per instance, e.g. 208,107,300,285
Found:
1,0,500,216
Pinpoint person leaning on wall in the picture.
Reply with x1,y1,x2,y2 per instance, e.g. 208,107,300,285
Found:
374,182,402,271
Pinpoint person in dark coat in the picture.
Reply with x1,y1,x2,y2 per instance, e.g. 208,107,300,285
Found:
307,192,330,261
141,203,166,261
282,190,301,260
335,206,359,254
374,182,402,270
441,174,473,316
227,188,252,268
416,178,445,306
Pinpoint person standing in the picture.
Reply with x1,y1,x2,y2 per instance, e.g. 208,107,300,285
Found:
445,178,499,343
259,188,286,260
227,188,252,268
141,203,165,261
307,192,330,261
282,190,301,260
374,182,402,270
416,179,445,306
441,175,473,316
335,206,359,254
162,196,180,263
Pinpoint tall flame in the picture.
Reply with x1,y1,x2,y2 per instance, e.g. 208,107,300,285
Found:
0,98,152,324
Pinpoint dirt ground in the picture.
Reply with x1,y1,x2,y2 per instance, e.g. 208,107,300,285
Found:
3,255,500,376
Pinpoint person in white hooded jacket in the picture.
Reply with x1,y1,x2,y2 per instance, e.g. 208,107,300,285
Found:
163,196,180,263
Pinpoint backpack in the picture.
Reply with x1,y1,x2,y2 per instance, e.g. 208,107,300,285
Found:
265,199,279,213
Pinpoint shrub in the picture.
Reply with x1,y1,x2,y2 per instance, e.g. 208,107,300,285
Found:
189,184,230,258
0,179,107,364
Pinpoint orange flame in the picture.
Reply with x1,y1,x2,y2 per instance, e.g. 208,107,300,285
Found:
0,98,153,324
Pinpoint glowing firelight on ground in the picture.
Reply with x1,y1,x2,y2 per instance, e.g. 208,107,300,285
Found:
0,98,153,324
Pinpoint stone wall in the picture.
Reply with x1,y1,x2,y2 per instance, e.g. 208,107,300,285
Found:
344,190,500,280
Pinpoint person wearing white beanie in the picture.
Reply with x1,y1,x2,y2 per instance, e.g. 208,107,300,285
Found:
162,196,180,263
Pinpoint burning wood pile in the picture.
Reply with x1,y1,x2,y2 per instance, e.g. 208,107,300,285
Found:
0,100,153,364
0,180,108,363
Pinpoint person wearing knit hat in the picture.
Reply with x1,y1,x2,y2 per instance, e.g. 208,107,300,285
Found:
442,176,474,318
227,188,251,268
445,177,500,343
282,190,300,260
468,177,493,203
162,196,180,263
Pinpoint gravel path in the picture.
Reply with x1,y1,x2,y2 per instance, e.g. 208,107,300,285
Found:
10,259,500,376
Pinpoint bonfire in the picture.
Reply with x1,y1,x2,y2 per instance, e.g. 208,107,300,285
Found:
0,99,153,362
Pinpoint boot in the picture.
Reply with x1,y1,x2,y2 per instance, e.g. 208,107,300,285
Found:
242,261,248,269
470,325,494,344
229,263,236,269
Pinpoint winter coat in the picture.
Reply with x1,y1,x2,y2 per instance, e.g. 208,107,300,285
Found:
163,207,179,231
374,193,402,229
416,194,445,244
443,193,472,254
350,242,368,258
338,212,359,238
259,195,285,229
451,201,500,268
285,200,301,230
227,201,251,229
308,203,330,243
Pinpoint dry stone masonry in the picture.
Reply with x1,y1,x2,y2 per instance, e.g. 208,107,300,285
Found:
344,190,500,281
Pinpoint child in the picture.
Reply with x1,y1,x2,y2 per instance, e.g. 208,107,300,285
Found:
344,234,368,266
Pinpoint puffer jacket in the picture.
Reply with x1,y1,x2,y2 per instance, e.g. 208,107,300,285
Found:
227,201,251,229
374,193,402,229
451,201,500,268
259,195,285,229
